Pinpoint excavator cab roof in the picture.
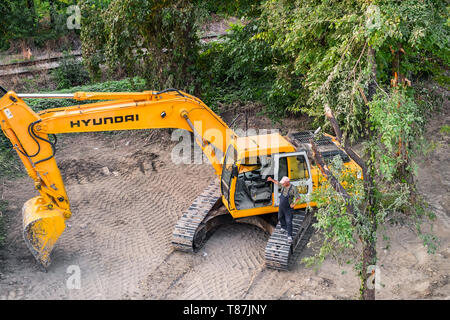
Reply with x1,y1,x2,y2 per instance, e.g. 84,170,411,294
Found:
234,133,296,160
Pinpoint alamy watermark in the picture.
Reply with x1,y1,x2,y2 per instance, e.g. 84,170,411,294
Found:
66,5,81,30
170,125,283,165
366,265,382,290
66,265,81,290
365,5,381,32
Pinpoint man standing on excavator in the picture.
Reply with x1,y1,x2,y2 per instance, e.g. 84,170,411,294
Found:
267,176,299,243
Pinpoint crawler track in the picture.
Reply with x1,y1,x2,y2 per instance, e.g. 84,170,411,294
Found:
172,180,227,252
265,209,314,270
172,180,315,270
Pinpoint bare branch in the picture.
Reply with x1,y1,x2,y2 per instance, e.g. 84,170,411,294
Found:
309,137,355,217
324,104,343,143
323,103,370,190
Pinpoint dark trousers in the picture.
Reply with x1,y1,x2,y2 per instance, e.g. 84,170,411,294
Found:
278,207,293,237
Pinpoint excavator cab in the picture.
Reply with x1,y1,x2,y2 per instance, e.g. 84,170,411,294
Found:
220,133,313,218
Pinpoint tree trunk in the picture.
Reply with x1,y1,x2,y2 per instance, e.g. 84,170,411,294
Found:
318,102,378,300
367,46,377,102
49,0,56,28
358,45,378,300
25,0,37,35
361,240,376,300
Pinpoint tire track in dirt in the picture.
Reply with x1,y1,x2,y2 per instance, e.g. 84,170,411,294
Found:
416,109,450,229
1,123,449,300
156,224,268,300
0,134,219,299
57,143,215,299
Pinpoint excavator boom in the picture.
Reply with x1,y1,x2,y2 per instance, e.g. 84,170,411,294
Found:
0,88,234,268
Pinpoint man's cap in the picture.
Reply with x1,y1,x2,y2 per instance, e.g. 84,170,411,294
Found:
280,176,290,184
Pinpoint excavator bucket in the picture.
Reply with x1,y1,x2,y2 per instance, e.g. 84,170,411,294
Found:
22,196,66,268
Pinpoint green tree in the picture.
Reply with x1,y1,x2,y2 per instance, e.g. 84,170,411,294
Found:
196,21,282,114
80,0,206,91
192,0,262,17
258,0,448,132
0,0,37,49
0,0,79,50
257,0,447,299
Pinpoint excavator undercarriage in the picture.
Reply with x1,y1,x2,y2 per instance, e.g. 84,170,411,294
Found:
171,179,316,271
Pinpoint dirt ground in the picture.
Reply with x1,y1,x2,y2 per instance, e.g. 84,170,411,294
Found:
0,107,448,300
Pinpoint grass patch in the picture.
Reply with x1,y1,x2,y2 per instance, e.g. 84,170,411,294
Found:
25,77,148,111
0,151,24,179
440,125,450,135
0,199,7,247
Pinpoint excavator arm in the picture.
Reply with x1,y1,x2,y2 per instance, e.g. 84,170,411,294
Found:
0,87,235,268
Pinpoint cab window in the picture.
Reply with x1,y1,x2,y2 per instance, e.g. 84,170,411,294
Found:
287,155,310,180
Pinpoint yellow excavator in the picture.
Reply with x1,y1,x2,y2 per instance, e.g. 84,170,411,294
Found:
0,86,361,270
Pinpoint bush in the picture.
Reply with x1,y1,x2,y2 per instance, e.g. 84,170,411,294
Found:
52,52,91,89
26,77,147,111
192,0,262,17
0,0,79,50
0,200,6,247
196,21,289,119
440,125,450,135
81,0,205,92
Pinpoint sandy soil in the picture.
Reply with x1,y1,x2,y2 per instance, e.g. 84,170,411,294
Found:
0,108,448,300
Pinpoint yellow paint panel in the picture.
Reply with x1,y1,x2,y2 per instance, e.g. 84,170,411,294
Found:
22,196,66,268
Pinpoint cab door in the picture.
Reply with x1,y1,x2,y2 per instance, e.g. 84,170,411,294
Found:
273,151,312,206
221,145,238,207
